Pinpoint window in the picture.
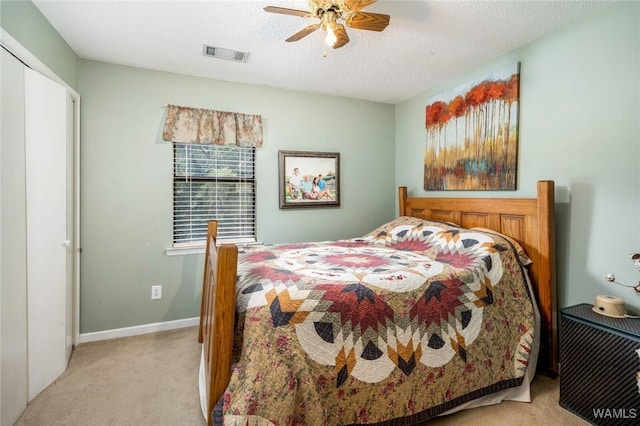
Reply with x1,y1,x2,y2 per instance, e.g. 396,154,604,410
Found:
173,143,256,246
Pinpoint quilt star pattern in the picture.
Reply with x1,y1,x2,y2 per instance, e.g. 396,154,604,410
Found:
215,218,536,425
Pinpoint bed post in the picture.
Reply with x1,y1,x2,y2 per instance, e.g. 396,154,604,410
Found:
199,219,238,425
399,186,407,217
199,221,218,343
207,244,238,423
536,180,557,376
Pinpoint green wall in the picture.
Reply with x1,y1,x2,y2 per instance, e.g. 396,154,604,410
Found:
5,0,640,332
78,60,395,333
396,2,640,312
0,0,79,90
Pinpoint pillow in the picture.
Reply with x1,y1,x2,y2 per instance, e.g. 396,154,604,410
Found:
364,219,532,265
470,227,532,266
363,216,440,238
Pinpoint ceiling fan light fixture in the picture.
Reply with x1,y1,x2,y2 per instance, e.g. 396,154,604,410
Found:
264,0,390,50
325,25,338,47
321,10,339,47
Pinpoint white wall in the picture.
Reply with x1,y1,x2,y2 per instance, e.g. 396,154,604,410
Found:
78,60,395,333
395,2,640,311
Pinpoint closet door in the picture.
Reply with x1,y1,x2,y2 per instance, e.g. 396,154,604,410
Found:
24,66,70,401
1,47,29,426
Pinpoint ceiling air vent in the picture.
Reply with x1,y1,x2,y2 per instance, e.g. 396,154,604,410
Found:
203,45,248,63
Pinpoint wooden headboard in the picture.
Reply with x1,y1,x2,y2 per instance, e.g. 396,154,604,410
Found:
398,180,557,375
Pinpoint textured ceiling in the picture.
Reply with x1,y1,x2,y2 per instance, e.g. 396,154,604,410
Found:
33,0,615,104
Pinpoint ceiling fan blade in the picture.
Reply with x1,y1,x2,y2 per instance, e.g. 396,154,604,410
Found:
344,0,378,11
332,24,350,49
286,23,321,42
264,6,312,18
345,11,390,32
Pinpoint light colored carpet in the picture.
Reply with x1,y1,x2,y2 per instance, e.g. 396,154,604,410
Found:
16,327,204,426
16,326,587,425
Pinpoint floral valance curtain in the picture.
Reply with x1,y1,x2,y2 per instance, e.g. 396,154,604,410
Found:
162,104,263,147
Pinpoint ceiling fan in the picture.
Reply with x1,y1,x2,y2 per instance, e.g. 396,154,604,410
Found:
264,0,390,49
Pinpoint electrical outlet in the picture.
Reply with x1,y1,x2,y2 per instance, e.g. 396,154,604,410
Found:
151,285,162,300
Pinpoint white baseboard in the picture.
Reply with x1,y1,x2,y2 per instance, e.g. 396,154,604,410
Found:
78,317,199,344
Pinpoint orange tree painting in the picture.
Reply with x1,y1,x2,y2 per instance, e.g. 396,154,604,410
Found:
424,63,520,190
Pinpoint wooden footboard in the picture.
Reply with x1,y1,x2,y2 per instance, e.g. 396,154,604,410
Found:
198,221,237,426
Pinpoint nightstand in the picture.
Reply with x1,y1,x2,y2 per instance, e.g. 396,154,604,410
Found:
560,303,640,425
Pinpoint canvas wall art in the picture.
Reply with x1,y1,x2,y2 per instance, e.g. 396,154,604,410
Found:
424,63,520,190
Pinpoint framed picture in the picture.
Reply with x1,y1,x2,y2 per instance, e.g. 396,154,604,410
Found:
279,150,340,209
424,62,520,190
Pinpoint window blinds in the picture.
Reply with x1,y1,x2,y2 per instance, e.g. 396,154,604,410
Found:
173,143,256,245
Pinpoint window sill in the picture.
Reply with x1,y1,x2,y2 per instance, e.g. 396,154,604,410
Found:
165,246,205,256
165,239,261,256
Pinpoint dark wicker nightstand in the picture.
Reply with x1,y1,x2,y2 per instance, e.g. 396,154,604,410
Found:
560,303,640,425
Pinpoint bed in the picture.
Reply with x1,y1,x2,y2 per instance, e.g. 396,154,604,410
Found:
198,180,556,425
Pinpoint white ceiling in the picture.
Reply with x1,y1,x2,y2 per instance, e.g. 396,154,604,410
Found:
33,0,615,104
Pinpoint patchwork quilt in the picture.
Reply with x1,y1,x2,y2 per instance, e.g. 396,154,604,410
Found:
213,218,536,425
